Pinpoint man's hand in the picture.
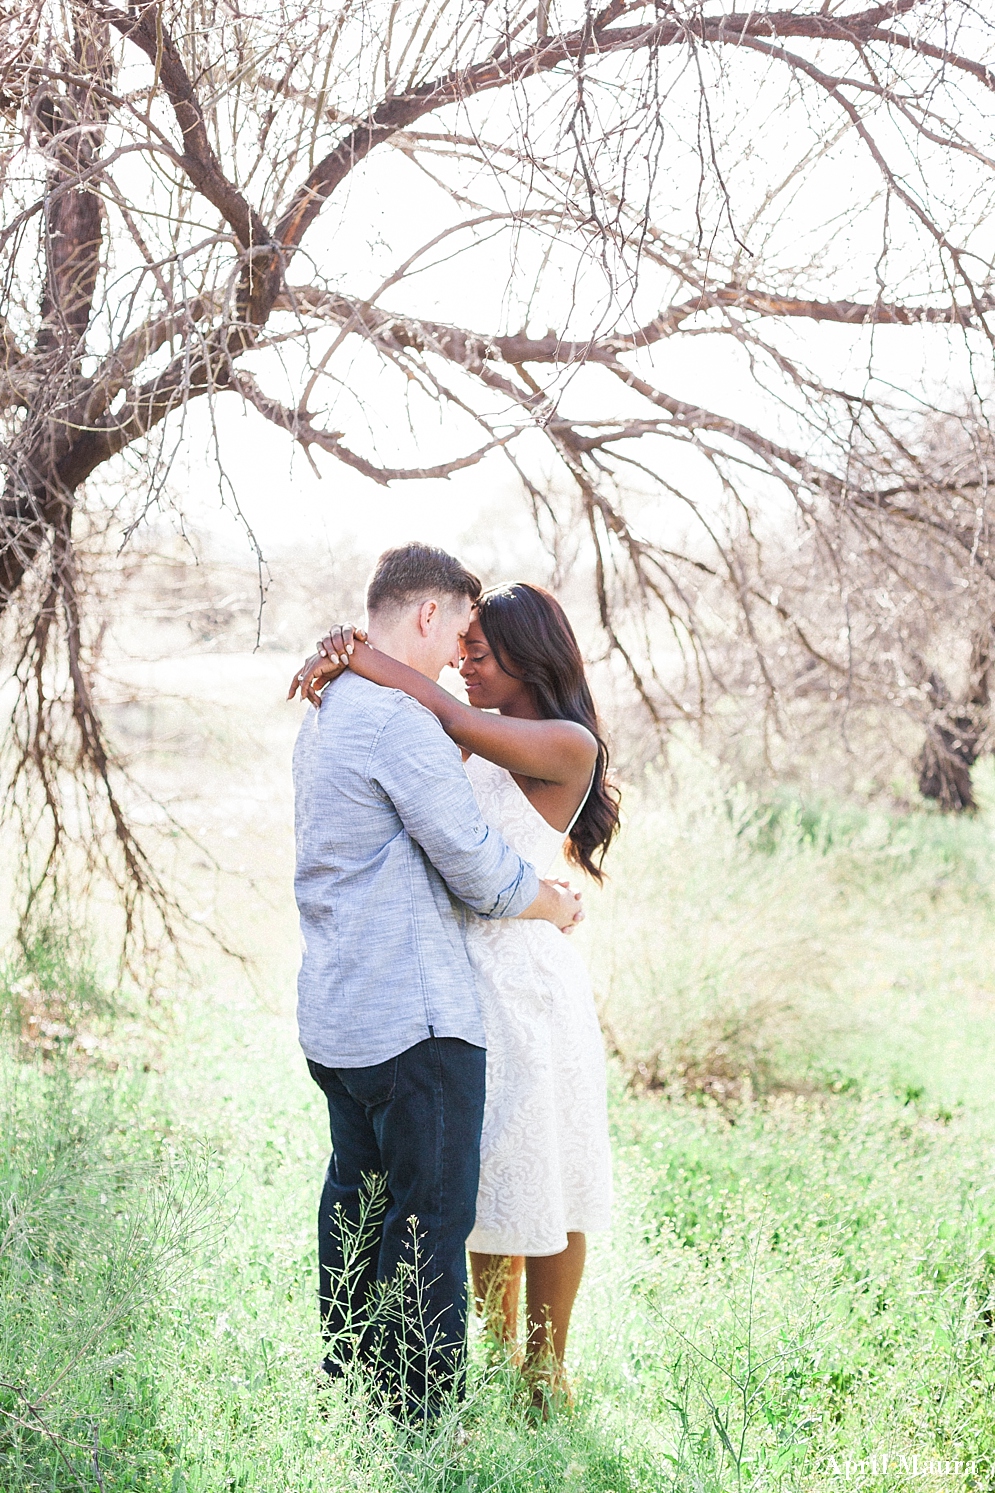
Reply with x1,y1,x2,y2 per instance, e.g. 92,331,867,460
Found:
518,878,584,933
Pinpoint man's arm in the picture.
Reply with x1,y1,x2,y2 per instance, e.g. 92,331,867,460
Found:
371,699,581,928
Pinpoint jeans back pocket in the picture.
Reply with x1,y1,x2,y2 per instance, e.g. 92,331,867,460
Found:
342,1055,398,1109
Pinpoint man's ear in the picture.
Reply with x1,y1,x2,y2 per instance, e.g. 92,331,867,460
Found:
417,598,438,636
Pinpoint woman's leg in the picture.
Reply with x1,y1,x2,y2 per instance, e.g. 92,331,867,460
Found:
524,1233,586,1385
470,1251,524,1346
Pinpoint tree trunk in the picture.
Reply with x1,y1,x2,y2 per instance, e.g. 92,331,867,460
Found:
916,723,979,811
916,625,995,812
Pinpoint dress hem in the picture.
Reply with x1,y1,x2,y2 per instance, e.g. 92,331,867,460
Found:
467,1220,611,1257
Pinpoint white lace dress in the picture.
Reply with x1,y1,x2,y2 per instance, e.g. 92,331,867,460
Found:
464,754,613,1257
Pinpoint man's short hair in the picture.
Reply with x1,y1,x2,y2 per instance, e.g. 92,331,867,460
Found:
366,542,481,618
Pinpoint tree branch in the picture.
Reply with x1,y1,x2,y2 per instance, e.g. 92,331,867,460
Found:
230,371,510,484
733,32,995,338
94,0,270,256
259,1,925,319
82,296,217,424
866,24,995,91
278,282,994,375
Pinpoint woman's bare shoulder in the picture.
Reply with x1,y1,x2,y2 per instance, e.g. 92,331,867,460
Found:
542,717,598,764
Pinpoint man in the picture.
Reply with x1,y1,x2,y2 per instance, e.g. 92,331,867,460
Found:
290,542,581,1419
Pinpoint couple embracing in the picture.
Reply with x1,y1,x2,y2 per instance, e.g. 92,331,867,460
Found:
288,542,619,1421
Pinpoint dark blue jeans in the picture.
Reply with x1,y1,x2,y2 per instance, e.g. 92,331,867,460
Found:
307,1037,486,1418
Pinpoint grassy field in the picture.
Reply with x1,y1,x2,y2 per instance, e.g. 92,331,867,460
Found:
3,676,995,1491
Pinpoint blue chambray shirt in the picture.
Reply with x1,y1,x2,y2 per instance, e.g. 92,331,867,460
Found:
293,671,540,1068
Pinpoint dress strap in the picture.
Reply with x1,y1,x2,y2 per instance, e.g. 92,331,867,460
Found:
565,766,597,836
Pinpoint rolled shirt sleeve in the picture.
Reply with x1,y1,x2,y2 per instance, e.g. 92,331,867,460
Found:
370,698,540,919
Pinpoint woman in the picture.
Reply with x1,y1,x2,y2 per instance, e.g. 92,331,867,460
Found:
292,584,619,1406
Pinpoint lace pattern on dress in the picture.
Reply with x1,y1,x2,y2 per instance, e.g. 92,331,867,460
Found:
462,755,613,1256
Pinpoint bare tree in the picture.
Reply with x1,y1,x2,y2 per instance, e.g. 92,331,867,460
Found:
683,412,995,808
2,0,995,946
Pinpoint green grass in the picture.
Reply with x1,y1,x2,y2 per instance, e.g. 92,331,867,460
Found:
0,1039,215,1489
593,754,995,1109
3,759,995,1490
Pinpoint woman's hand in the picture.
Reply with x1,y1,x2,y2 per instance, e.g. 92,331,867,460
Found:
320,623,367,665
287,650,340,705
286,624,369,706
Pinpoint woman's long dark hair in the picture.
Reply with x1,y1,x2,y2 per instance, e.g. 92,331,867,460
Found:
475,583,621,882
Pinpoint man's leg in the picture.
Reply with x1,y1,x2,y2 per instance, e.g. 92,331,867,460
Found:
349,1037,486,1417
307,1056,395,1375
